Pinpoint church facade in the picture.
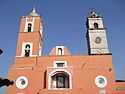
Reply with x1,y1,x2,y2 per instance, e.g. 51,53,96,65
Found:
6,8,125,94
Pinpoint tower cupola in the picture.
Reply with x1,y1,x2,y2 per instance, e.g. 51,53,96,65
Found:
28,6,40,17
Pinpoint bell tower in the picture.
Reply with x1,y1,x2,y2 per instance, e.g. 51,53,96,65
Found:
16,7,43,57
86,11,109,55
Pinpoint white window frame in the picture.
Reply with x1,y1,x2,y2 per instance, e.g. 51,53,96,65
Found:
56,46,64,55
53,61,67,68
24,17,35,32
48,69,72,90
16,76,28,89
95,75,107,88
21,42,33,57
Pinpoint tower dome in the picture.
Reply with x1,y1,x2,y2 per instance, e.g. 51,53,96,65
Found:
28,6,40,17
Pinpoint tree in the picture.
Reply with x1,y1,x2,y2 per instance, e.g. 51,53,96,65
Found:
0,49,14,87
0,78,14,87
0,49,3,54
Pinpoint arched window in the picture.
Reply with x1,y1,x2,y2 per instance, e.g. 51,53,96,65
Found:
58,48,62,55
25,44,30,57
94,23,98,29
28,23,32,32
51,71,69,89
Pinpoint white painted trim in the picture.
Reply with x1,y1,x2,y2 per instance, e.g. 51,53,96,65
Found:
24,17,34,32
17,93,24,94
15,56,24,57
32,17,35,31
53,61,67,67
95,75,107,88
24,17,27,32
56,46,64,55
40,23,43,37
16,76,28,89
15,55,37,57
48,69,72,90
21,42,33,57
39,43,42,56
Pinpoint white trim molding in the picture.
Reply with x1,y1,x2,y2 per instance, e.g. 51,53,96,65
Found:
16,76,28,89
40,23,43,37
24,17,35,32
56,46,64,55
39,43,42,56
21,42,33,57
48,69,72,90
95,75,107,88
15,55,37,57
53,61,67,68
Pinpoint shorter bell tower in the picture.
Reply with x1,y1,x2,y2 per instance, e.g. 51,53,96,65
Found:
86,11,109,55
16,7,43,57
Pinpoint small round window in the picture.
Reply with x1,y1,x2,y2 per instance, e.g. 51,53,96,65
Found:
95,75,107,88
95,37,101,44
16,76,28,89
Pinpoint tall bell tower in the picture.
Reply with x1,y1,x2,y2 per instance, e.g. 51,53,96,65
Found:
6,7,44,94
16,7,43,57
86,11,109,55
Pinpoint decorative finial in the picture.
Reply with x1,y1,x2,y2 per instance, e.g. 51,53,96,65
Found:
87,9,102,18
32,5,36,13
28,6,40,17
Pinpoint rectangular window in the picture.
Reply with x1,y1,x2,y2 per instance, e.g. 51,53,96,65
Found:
53,61,67,68
57,63,64,67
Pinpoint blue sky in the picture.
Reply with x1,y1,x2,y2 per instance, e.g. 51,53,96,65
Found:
0,0,125,93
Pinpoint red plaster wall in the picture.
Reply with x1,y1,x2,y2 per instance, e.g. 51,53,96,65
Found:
7,54,120,94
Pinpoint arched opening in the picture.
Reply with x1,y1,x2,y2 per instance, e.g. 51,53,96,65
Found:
28,23,32,32
94,23,98,29
58,48,62,55
25,44,30,57
50,71,70,89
